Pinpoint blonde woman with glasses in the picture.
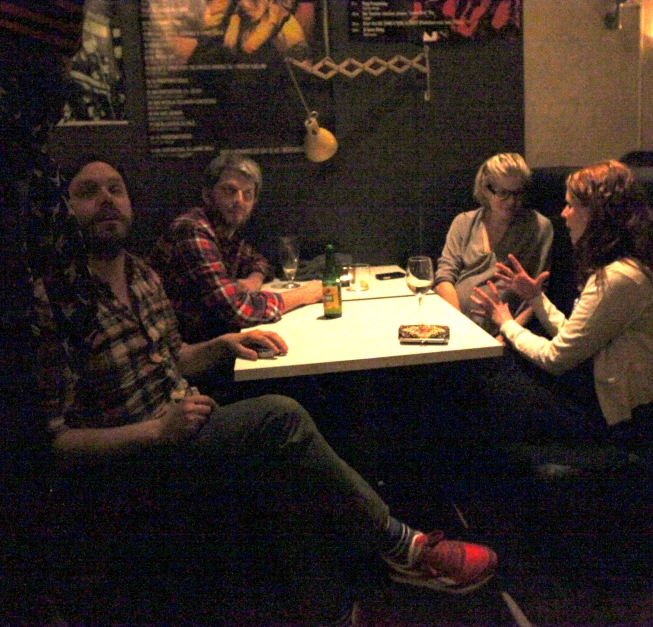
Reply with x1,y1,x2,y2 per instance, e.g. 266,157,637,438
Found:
435,152,554,336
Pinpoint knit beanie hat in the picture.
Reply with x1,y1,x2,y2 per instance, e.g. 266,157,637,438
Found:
0,0,85,56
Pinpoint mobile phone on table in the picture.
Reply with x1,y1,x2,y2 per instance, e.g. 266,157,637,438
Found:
375,271,406,280
255,347,276,359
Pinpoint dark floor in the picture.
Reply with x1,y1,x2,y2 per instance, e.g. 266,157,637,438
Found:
366,452,653,627
4,464,652,626
6,462,650,627
4,365,653,626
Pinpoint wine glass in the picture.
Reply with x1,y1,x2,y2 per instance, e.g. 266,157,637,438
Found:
406,256,434,324
279,236,300,289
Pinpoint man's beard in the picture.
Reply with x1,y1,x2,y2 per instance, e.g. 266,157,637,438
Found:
81,219,131,259
216,205,250,233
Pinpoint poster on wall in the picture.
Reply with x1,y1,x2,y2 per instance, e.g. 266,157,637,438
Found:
141,0,324,159
59,0,127,126
349,0,521,44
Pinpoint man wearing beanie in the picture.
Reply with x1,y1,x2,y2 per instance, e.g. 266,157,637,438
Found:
0,0,85,54
0,2,90,623
0,0,91,461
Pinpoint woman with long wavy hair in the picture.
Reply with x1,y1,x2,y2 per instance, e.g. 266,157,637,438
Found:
470,160,653,444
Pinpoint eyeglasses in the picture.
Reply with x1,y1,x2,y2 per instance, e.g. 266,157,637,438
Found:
487,184,525,201
216,183,255,202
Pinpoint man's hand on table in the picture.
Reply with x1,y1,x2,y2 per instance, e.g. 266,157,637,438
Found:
280,279,323,312
220,329,288,361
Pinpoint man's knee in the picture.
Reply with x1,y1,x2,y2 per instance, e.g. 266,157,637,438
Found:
197,394,320,453
254,394,322,442
259,394,312,422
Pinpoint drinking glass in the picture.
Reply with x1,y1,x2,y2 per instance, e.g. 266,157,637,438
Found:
406,256,434,323
279,236,300,288
346,263,371,292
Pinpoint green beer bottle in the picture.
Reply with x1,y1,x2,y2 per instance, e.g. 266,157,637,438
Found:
322,244,342,318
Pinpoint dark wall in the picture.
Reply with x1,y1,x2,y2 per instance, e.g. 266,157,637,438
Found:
49,1,524,267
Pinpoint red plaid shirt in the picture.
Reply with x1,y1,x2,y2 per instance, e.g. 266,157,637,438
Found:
148,206,285,342
42,254,190,434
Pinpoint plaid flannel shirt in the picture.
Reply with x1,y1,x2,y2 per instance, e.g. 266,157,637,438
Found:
46,254,189,434
149,206,285,342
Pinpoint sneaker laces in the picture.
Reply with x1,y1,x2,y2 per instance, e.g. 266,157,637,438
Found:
413,530,446,571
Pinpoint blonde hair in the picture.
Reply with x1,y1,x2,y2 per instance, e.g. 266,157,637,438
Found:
473,153,531,207
203,153,263,200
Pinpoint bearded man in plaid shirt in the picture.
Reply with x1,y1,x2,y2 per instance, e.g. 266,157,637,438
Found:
149,153,324,343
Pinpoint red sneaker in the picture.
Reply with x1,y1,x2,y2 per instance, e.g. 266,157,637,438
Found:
384,530,497,595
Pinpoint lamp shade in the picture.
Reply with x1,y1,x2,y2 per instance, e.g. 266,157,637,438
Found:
304,112,338,163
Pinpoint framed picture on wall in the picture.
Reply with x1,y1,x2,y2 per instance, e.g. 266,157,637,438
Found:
348,0,521,44
59,0,127,126
140,0,328,159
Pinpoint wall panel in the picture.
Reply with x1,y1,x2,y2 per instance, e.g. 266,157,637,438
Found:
50,1,524,266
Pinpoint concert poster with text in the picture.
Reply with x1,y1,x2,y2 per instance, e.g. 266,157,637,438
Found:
141,0,324,159
349,0,521,44
60,0,127,126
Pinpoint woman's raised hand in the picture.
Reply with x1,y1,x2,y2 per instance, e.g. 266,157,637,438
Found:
495,253,549,302
471,281,514,328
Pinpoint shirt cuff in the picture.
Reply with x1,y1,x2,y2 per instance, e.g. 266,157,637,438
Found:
500,319,523,341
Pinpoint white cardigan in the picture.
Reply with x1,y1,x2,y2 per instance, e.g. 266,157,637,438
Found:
500,259,653,427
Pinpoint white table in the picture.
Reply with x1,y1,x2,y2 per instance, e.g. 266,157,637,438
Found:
265,264,414,301
234,293,502,382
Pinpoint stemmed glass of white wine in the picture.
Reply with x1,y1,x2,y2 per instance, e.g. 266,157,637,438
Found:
279,236,300,289
406,256,434,324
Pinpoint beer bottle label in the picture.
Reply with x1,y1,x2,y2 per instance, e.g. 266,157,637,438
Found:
323,285,341,314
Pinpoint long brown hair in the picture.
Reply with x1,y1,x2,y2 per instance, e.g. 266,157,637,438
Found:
566,160,653,287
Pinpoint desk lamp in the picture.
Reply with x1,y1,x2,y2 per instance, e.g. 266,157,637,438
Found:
285,58,338,162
